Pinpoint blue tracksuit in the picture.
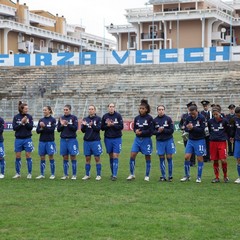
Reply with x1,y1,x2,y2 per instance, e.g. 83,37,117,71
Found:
81,115,102,141
153,114,174,140
101,111,123,138
36,115,56,142
0,117,5,175
0,117,4,143
184,113,205,140
134,114,153,138
12,113,34,175
57,114,78,138
12,113,33,139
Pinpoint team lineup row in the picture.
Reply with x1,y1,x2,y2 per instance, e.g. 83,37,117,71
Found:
0,100,240,183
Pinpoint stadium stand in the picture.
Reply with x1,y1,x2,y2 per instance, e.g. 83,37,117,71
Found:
0,62,240,121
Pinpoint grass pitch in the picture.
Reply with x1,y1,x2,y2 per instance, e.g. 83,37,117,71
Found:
0,131,239,240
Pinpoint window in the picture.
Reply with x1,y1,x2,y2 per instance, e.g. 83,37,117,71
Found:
40,40,45,47
149,25,157,39
149,44,157,49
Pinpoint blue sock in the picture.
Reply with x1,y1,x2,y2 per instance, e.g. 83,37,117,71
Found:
237,164,240,176
167,158,173,178
63,160,69,176
71,160,77,176
110,158,113,175
50,159,55,175
26,158,32,174
113,158,118,177
146,160,151,177
130,158,135,175
40,160,46,176
85,163,91,176
184,160,190,177
197,162,204,179
160,157,166,178
15,158,21,174
0,159,5,175
96,163,102,176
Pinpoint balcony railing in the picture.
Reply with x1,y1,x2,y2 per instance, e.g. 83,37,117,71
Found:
141,32,164,40
0,3,16,16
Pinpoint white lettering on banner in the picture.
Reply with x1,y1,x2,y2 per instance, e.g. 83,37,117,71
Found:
0,46,238,67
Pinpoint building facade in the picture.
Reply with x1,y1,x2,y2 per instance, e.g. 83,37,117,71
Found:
0,0,116,54
107,0,240,51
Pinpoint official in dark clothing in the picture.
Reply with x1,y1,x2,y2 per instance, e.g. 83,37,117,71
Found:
226,104,236,156
200,100,211,162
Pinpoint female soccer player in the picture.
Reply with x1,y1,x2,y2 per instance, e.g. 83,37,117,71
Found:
57,104,79,180
153,105,175,182
180,105,206,183
208,106,229,183
101,103,123,181
36,106,56,179
230,106,240,183
12,101,34,179
81,105,102,181
126,99,153,181
0,116,5,179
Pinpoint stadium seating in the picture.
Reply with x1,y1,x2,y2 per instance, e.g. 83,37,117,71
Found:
0,62,239,121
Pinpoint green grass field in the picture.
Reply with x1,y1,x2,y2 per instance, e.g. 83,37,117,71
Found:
0,131,239,240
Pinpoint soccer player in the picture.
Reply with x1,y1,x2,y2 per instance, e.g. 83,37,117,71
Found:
36,106,56,179
12,101,34,179
180,105,206,183
208,106,229,183
0,116,5,179
153,105,175,182
179,101,197,166
57,104,79,180
226,104,236,156
81,105,102,181
230,106,240,183
101,103,123,181
126,99,153,181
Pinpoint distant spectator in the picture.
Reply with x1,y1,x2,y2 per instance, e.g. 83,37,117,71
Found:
39,87,46,98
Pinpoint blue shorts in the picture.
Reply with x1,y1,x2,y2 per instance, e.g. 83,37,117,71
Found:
60,138,79,156
185,139,206,156
156,138,176,155
84,140,102,156
38,141,57,156
131,137,152,155
104,137,122,154
15,138,34,153
234,140,240,158
0,142,5,158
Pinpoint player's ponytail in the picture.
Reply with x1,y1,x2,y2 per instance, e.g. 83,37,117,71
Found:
18,101,27,114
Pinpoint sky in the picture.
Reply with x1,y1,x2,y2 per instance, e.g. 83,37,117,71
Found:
20,0,149,40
